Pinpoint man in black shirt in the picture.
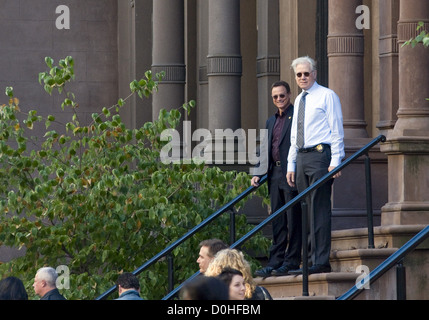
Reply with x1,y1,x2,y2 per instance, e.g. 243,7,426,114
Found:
252,81,302,277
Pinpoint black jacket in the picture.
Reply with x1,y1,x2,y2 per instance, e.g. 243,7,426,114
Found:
41,288,66,300
257,105,296,194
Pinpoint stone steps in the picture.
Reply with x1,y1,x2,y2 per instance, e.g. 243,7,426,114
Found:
254,224,429,300
255,248,396,299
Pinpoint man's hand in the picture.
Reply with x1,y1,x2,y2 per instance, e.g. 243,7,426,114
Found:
329,166,342,179
286,171,295,188
251,176,260,187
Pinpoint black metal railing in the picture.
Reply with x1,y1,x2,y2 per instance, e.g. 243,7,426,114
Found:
95,174,268,300
337,224,429,300
161,135,387,299
96,134,386,300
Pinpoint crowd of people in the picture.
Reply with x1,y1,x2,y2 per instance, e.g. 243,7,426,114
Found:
0,267,66,300
0,239,271,301
182,239,272,300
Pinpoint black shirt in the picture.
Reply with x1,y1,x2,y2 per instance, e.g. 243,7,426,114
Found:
271,111,287,162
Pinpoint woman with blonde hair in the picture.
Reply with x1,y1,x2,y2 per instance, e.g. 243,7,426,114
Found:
205,248,272,300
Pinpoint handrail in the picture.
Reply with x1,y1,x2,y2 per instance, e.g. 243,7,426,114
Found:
162,134,386,299
337,224,429,300
96,134,385,300
95,174,268,300
228,135,386,249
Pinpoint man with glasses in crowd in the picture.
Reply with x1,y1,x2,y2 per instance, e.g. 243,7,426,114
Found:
287,56,344,275
252,81,302,278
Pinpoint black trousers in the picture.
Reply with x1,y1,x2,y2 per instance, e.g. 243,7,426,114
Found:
296,147,333,267
267,166,302,268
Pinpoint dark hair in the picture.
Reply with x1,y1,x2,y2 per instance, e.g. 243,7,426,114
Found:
116,272,140,290
217,268,243,287
271,81,291,93
180,276,229,300
0,276,28,300
199,239,228,258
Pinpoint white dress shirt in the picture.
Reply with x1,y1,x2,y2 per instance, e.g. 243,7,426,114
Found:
287,81,345,172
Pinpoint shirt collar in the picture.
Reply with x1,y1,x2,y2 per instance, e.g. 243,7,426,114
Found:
302,81,319,95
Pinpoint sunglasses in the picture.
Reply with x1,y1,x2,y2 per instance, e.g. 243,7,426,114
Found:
272,94,286,100
296,72,312,78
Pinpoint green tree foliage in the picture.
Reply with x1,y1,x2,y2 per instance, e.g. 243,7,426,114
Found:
0,57,269,300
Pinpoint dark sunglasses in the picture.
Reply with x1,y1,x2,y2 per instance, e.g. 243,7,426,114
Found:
296,72,312,78
272,94,286,100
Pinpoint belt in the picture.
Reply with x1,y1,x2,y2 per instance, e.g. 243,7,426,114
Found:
274,161,281,167
298,144,329,153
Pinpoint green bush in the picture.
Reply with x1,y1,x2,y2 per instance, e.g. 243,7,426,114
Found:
0,57,269,300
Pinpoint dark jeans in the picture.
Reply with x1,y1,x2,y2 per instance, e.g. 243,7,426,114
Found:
267,166,302,268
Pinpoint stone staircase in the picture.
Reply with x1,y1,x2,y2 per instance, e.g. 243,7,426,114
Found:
254,224,429,300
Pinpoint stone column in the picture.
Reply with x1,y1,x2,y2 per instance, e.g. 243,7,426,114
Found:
152,0,186,119
377,0,400,134
256,0,280,129
197,0,209,130
118,0,153,130
327,1,389,230
328,0,368,139
380,1,429,225
207,0,242,132
205,0,243,165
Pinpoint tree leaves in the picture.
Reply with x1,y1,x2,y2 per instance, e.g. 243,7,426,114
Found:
0,56,269,300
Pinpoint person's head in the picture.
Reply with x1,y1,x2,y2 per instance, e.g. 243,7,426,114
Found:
217,268,246,300
180,276,229,300
0,276,28,300
33,267,58,297
197,239,228,274
204,248,255,299
291,56,317,91
271,81,292,114
116,272,141,296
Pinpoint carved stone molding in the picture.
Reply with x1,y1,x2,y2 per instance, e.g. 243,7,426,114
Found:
256,56,280,78
206,55,242,76
379,34,399,56
327,34,364,57
198,66,208,84
151,64,186,84
397,21,429,43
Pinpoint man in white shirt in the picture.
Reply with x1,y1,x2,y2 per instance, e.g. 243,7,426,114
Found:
286,56,345,275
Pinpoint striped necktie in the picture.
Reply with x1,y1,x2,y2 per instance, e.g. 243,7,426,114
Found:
296,91,308,149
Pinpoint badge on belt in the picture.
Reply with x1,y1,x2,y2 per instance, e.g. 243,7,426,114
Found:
316,144,324,153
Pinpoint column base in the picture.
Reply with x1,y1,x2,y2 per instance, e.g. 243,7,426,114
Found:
381,202,429,226
380,136,429,226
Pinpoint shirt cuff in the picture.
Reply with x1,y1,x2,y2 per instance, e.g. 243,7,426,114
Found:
330,156,342,168
287,162,296,172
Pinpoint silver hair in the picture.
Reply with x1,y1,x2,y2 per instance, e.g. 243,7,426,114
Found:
291,56,317,73
36,267,58,287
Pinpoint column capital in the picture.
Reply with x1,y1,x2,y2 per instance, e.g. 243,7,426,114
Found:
397,21,429,44
152,64,186,84
327,34,364,57
206,55,242,76
256,56,280,78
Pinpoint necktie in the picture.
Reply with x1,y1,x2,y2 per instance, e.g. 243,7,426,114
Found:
296,91,308,149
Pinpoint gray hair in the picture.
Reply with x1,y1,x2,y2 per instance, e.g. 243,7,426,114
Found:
36,267,58,287
291,56,317,73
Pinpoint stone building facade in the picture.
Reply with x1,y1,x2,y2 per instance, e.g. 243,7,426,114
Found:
1,0,428,235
